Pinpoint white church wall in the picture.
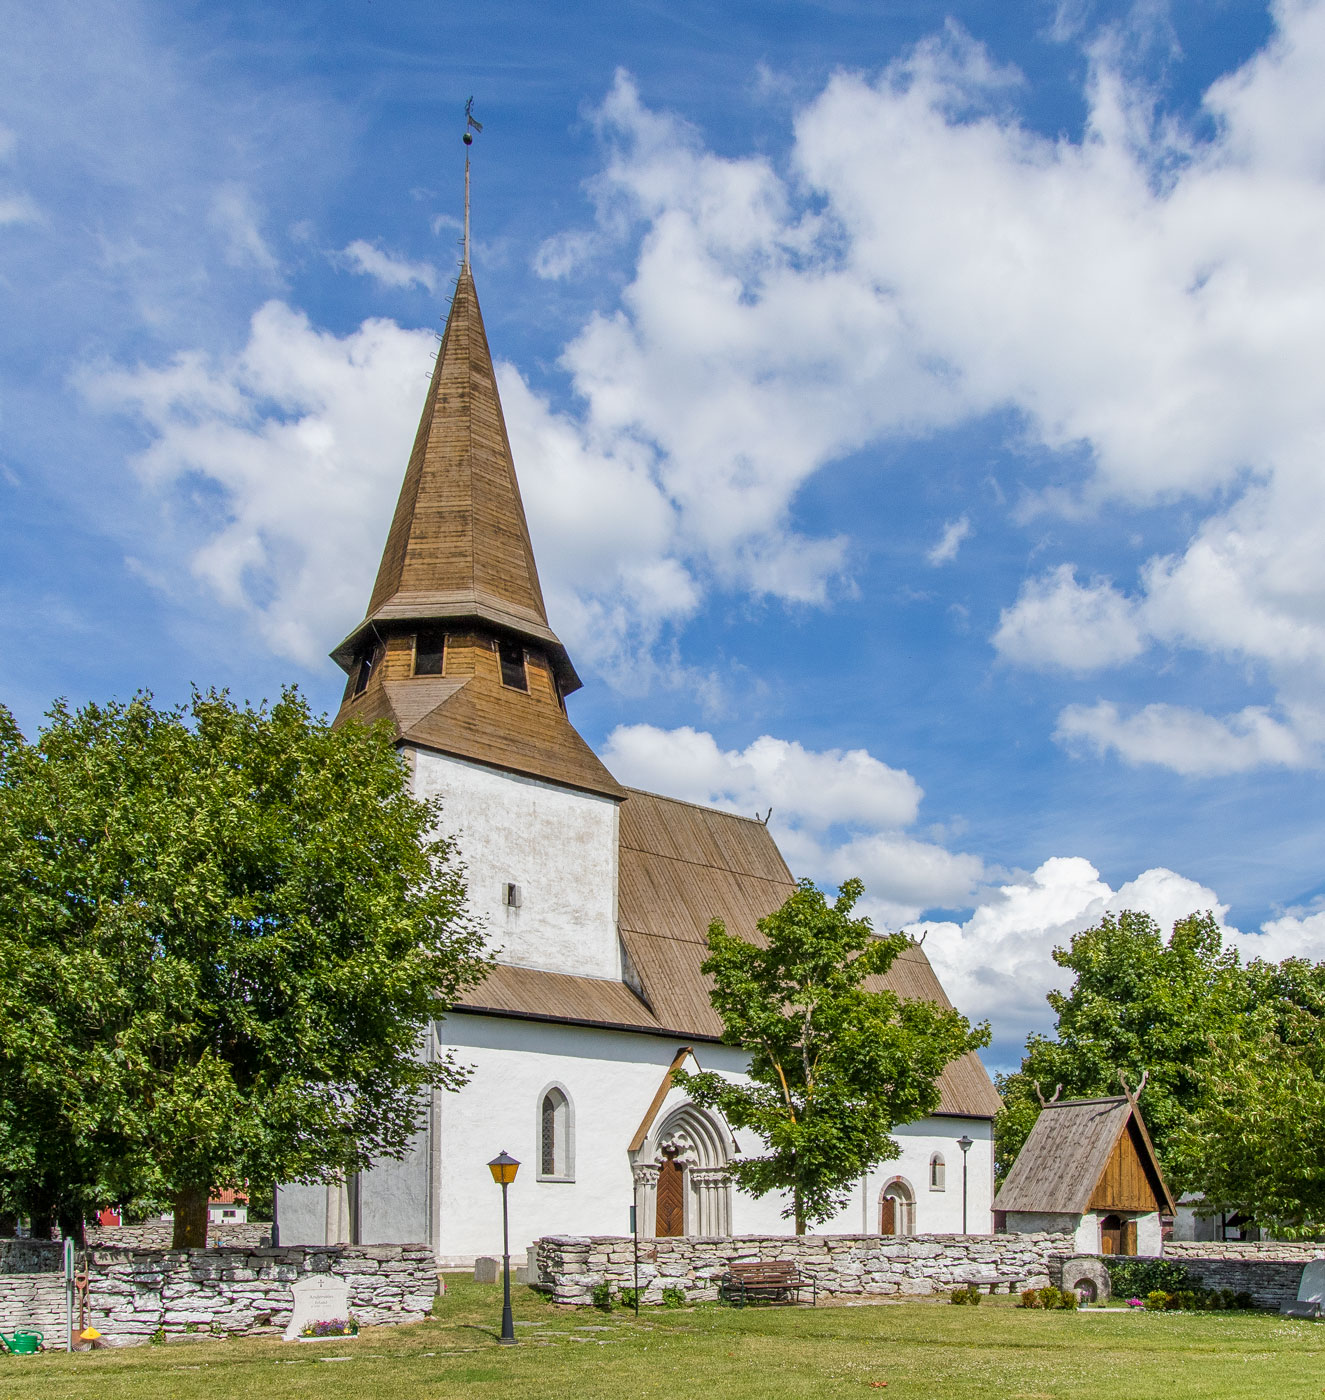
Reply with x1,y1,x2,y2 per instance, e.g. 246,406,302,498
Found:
433,1013,726,1262
432,1013,997,1262
853,1120,995,1237
411,749,621,980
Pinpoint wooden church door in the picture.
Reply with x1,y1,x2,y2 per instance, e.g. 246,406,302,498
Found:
656,1159,686,1237
879,1195,896,1235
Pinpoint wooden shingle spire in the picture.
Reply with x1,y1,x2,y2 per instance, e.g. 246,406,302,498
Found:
332,266,578,694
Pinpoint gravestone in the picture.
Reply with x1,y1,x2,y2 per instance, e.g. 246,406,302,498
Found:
282,1273,353,1340
474,1256,499,1284
1282,1258,1325,1319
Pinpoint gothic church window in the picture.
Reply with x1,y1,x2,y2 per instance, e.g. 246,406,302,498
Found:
498,639,528,691
538,1085,573,1181
929,1153,946,1190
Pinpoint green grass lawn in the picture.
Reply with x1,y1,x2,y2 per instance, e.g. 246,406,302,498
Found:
4,1276,1323,1400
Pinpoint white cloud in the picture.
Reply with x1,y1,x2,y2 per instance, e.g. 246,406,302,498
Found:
994,564,1145,672
1055,699,1314,775
0,194,40,226
603,722,982,923
926,515,971,566
211,183,280,274
82,302,433,663
916,857,1229,1060
337,239,438,293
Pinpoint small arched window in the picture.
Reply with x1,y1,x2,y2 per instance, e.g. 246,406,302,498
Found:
929,1153,946,1191
537,1085,574,1181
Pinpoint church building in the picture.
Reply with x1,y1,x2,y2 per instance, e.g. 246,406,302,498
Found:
276,255,1000,1263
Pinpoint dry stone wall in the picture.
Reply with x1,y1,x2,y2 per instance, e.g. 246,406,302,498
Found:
1163,1240,1322,1262
0,1243,438,1347
534,1233,1074,1305
87,1221,270,1250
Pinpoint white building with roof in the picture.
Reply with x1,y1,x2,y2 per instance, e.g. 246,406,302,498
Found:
276,257,1001,1264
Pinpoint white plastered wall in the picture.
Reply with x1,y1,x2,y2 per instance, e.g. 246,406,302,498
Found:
432,1014,996,1263
411,749,621,980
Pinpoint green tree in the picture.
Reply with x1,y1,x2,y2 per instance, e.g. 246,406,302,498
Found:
1170,959,1325,1237
674,878,988,1233
0,689,488,1245
994,910,1251,1182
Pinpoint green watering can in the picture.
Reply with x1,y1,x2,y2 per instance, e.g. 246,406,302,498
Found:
0,1330,43,1355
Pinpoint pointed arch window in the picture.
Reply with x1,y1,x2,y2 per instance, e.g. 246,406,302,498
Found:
929,1153,946,1191
537,1084,574,1181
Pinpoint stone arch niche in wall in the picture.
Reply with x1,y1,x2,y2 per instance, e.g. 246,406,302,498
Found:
929,1153,946,1191
879,1177,916,1236
633,1103,733,1239
536,1083,575,1181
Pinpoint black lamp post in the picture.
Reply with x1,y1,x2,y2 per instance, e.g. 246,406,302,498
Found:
487,1151,520,1345
957,1135,974,1234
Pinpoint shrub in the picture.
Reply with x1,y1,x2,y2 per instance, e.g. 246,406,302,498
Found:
1144,1290,1169,1311
660,1287,686,1309
950,1284,981,1306
591,1282,612,1311
1106,1257,1193,1299
1234,1292,1254,1310
1174,1290,1198,1311
1038,1286,1063,1310
1020,1288,1042,1309
1220,1289,1238,1310
1058,1288,1079,1311
618,1288,640,1310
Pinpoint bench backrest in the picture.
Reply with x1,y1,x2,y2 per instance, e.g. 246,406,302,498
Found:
729,1261,798,1281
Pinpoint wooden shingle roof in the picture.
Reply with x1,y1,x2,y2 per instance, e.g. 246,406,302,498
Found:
457,787,1001,1119
993,1095,1175,1215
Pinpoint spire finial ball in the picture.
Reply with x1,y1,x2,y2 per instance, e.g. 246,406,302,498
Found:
463,131,473,146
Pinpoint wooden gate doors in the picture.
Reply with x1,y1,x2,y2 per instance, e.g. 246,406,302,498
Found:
656,1159,686,1237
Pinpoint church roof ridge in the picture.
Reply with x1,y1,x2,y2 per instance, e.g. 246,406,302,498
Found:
621,785,783,830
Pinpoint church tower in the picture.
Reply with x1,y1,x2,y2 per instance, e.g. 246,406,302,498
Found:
331,265,627,980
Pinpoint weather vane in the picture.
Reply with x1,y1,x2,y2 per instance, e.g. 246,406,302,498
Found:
463,97,483,268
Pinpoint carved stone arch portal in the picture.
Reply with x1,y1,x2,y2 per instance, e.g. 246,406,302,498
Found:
633,1103,733,1239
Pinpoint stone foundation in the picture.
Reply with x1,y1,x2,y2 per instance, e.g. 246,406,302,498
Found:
0,1242,438,1347
533,1232,1073,1305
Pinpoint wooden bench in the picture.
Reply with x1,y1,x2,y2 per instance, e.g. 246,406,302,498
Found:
720,1260,817,1307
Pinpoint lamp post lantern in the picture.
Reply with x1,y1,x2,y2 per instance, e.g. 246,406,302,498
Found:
487,1151,520,1345
957,1135,974,1235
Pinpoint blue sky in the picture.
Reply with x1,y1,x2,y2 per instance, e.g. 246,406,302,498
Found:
3,0,1323,1066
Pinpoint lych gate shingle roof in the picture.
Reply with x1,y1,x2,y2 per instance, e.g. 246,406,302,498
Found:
459,787,1002,1120
993,1095,1175,1214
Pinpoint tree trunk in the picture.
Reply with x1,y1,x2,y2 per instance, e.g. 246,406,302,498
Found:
0,1212,17,1237
172,1186,210,1249
57,1207,86,1247
794,1186,805,1236
29,1208,55,1240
